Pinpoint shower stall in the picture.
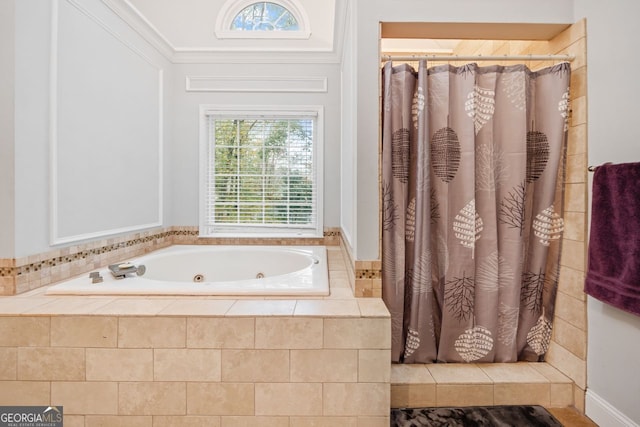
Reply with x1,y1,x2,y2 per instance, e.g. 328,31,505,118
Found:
377,22,589,410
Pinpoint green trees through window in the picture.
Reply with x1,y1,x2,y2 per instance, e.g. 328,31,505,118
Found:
209,118,314,228
231,2,299,31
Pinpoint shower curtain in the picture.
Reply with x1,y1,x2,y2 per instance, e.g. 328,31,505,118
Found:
382,60,570,363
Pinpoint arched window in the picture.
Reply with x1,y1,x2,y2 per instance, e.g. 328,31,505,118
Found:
232,2,299,31
216,0,310,39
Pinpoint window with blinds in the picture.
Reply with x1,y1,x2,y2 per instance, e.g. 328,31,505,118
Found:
199,106,323,237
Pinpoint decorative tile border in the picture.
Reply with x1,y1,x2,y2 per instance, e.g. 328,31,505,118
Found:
338,231,383,298
0,227,342,296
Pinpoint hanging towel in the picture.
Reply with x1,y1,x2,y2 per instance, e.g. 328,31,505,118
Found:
584,162,640,317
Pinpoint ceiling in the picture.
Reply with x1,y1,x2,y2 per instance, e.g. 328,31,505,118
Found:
104,0,345,63
101,1,571,63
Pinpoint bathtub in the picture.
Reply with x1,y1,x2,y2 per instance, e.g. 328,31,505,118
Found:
45,245,329,296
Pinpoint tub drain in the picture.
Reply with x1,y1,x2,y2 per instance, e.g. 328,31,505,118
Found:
193,274,205,282
256,272,265,279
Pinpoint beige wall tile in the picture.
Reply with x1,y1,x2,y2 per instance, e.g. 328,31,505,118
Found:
478,363,548,383
0,296,49,313
561,38,587,70
159,300,234,316
323,383,390,416
324,318,390,349
358,350,390,382
24,297,113,315
436,384,494,407
570,66,587,99
550,383,574,407
255,318,323,349
220,416,288,427
187,318,254,349
51,316,117,347
119,382,186,415
222,349,289,382
227,300,296,316
155,349,221,381
294,300,360,317
325,287,355,299
85,416,152,427
529,362,572,383
86,348,152,381
51,382,118,415
255,383,322,416
428,363,491,384
552,317,587,360
391,364,434,385
357,416,390,427
560,239,586,272
61,415,85,427
390,384,435,408
564,183,586,214
555,291,587,331
568,124,587,156
548,19,585,54
356,299,389,317
574,385,586,413
571,96,587,127
494,383,550,406
545,341,587,389
118,317,186,348
0,381,50,405
558,266,586,301
0,317,49,347
0,348,16,380
290,417,357,427
563,212,586,241
18,347,84,380
187,383,254,416
153,416,220,427
94,299,174,315
290,349,357,382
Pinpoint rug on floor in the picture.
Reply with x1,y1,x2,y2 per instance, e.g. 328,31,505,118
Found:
391,405,563,427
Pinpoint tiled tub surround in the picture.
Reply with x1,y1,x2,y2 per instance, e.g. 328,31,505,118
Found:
0,246,392,426
0,227,341,296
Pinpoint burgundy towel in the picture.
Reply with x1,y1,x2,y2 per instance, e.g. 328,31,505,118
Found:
584,162,640,317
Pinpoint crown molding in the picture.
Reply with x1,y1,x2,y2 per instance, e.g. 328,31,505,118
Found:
100,0,175,60
100,0,343,64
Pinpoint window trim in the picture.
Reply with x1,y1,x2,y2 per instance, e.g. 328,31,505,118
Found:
215,0,311,39
199,104,324,238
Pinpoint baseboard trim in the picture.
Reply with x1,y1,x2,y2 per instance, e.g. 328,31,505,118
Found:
586,389,639,427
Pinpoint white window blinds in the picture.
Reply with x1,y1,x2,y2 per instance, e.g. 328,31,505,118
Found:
201,109,321,236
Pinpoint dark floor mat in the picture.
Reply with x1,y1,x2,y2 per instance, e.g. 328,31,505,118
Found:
391,405,564,427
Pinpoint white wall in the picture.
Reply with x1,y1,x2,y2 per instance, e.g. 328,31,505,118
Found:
0,0,15,258
352,0,575,260
14,0,53,257
10,0,172,257
340,0,356,250
573,1,640,425
169,62,342,228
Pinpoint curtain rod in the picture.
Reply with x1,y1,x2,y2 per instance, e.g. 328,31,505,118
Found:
381,54,575,62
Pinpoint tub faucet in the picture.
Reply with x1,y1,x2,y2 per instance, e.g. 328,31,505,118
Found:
89,271,103,284
108,263,146,279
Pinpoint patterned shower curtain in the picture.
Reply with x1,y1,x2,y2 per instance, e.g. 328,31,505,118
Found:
382,60,570,363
